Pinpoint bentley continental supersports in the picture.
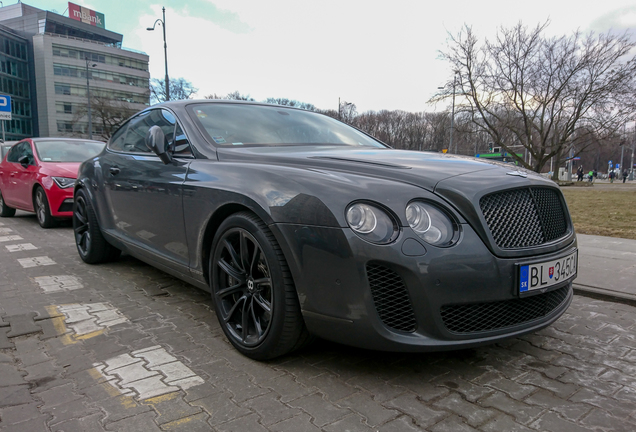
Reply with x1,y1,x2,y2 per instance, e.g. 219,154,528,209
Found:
73,101,577,360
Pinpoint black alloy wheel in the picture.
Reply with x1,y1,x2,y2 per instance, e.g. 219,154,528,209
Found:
73,188,120,263
34,187,56,228
211,212,311,360
0,190,16,217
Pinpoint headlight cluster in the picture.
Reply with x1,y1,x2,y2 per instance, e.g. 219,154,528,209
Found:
346,200,458,246
52,177,76,189
406,201,456,246
346,203,397,244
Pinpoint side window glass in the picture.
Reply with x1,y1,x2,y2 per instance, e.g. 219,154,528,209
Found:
172,123,193,157
24,143,34,164
7,142,31,164
121,111,153,153
108,122,129,151
6,143,22,162
159,109,176,144
120,109,177,154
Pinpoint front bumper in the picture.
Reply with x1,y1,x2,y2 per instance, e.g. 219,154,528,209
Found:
43,182,74,217
274,222,575,352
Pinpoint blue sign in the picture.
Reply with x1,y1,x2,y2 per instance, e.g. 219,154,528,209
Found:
0,95,11,120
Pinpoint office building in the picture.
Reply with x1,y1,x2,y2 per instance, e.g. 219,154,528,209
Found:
0,23,32,141
0,2,149,140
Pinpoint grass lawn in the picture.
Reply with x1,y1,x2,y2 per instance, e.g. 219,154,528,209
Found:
560,182,636,240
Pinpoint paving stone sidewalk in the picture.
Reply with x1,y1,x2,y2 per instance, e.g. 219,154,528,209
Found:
1,214,635,431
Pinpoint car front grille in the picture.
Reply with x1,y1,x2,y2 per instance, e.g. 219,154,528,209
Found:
480,187,568,249
440,286,570,334
367,264,416,333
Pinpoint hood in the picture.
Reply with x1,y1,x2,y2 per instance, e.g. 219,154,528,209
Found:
216,146,514,191
40,162,81,178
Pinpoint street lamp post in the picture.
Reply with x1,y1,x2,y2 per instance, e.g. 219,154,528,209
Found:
438,71,459,154
449,72,458,154
630,122,635,180
147,7,169,101
85,59,97,139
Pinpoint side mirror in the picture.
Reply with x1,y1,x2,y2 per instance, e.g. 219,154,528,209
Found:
18,155,30,168
145,125,172,164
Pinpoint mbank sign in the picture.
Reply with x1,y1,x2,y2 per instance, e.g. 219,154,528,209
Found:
68,2,105,29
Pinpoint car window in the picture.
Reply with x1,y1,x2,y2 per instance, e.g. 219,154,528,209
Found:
34,140,104,162
114,109,192,157
6,141,33,164
187,103,387,148
171,122,192,157
121,111,154,153
108,122,129,152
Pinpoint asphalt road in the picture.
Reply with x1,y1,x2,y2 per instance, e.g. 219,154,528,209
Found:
1,212,635,431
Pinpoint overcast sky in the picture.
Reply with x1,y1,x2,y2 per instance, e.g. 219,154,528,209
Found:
21,0,636,113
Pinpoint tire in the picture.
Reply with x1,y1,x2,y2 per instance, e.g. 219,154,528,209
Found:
34,187,56,228
210,212,311,360
73,188,121,264
0,190,16,217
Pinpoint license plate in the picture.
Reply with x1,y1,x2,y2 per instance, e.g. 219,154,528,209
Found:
519,250,577,293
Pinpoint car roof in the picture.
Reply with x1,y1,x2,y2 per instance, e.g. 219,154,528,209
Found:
149,99,309,112
29,137,105,144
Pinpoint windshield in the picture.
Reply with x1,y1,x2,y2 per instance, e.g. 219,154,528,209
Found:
34,140,104,162
187,103,387,148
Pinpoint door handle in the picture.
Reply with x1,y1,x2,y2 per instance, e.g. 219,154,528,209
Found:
109,167,121,175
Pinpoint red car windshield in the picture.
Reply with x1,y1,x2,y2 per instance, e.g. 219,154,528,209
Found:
34,140,104,163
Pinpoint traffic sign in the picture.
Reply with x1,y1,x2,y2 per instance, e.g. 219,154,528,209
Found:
0,95,11,121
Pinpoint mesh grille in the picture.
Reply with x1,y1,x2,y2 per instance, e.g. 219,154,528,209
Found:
440,286,569,334
480,188,568,249
367,264,416,332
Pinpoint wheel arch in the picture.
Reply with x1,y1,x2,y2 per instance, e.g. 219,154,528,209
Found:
31,182,46,210
199,201,296,291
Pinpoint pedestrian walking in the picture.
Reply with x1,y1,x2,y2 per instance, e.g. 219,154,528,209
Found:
609,170,615,183
623,169,628,183
588,170,593,182
577,166,583,181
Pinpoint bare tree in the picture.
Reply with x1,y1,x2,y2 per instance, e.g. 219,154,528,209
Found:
203,91,255,101
225,91,255,101
150,77,198,104
265,98,317,111
436,22,636,174
90,96,141,140
71,95,144,140
338,101,357,124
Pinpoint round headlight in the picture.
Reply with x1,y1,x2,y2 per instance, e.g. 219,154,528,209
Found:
346,202,397,244
406,201,456,246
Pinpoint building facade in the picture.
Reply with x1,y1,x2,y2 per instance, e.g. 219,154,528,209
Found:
0,2,149,140
0,24,32,141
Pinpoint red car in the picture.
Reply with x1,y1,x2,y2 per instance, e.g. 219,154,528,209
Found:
0,138,104,228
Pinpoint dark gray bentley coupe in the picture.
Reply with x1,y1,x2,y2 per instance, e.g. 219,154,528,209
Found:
73,100,577,360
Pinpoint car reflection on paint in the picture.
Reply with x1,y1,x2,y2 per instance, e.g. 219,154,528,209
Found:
0,138,105,227
73,101,577,360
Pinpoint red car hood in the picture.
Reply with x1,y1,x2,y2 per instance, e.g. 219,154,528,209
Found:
40,162,81,178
